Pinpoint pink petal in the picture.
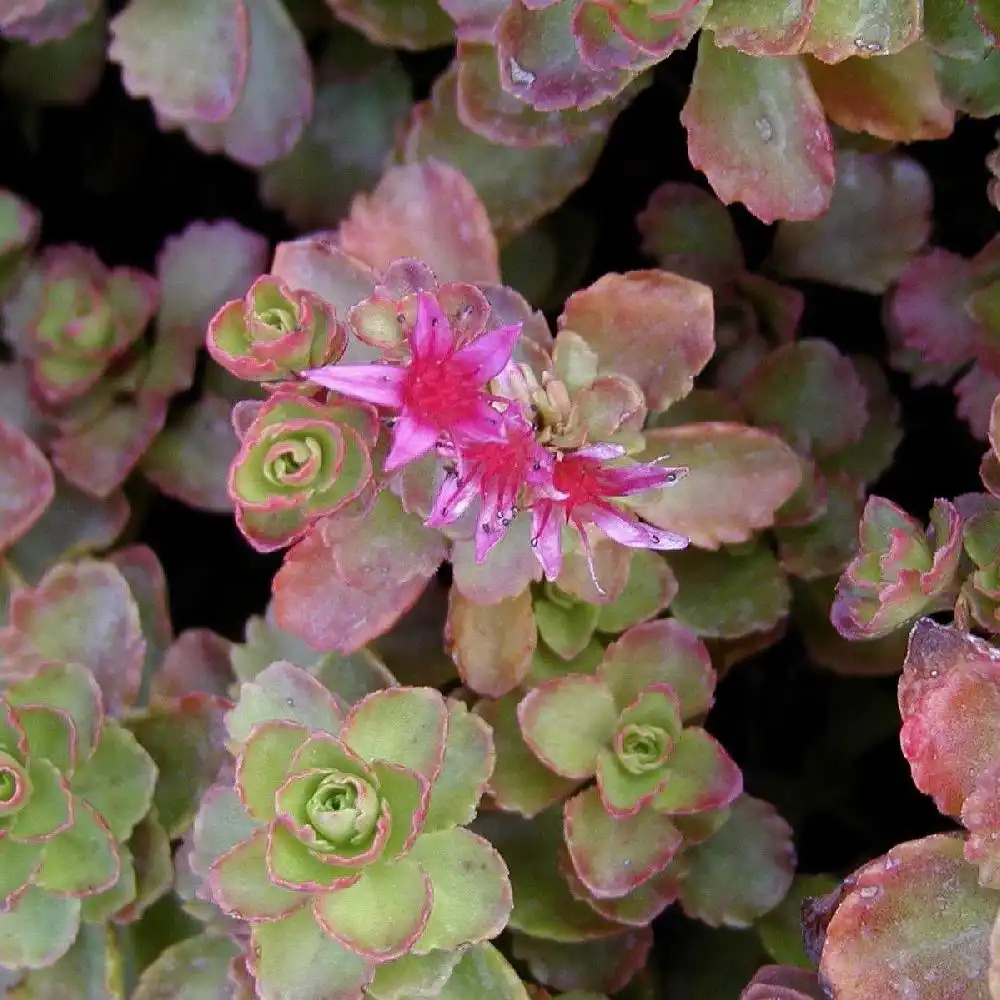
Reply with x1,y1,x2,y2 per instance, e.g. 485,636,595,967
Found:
385,413,441,472
474,490,512,563
587,503,688,551
452,398,506,442
602,462,679,497
410,292,452,361
453,323,522,385
426,471,478,527
576,442,626,461
302,363,405,408
530,500,564,580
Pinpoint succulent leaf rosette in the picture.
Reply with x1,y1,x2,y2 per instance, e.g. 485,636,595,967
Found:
831,497,963,641
207,275,347,383
0,661,158,970
229,392,377,551
516,620,742,898
196,663,510,1000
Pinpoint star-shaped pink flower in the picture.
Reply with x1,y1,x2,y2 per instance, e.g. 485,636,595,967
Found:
303,292,520,473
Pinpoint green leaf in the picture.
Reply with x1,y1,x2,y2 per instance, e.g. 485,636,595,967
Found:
367,949,463,1000
804,0,921,61
372,760,428,860
517,676,617,779
0,887,81,970
8,923,126,1000
226,661,347,748
313,856,431,961
407,828,512,953
35,799,120,898
70,723,157,841
266,819,364,891
435,944,530,1000
132,933,242,1000
423,701,493,833
595,749,668,816
15,707,75,777
599,619,716,721
341,687,449,780
0,835,43,906
594,550,678,635
564,787,682,899
210,830,305,921
236,721,310,822
651,728,743,815
757,873,839,966
9,757,72,842
250,906,375,1000
189,785,259,878
533,593,600,662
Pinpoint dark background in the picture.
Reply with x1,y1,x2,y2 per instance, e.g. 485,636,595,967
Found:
0,14,994,905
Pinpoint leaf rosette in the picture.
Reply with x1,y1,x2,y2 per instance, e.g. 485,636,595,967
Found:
0,661,158,970
831,497,962,641
229,392,376,551
207,274,347,383
195,665,511,1000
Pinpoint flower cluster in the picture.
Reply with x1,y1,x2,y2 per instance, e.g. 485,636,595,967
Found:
304,290,688,581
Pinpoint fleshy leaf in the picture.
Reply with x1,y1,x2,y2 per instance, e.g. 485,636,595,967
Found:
681,33,834,223
667,543,792,639
210,830,304,920
339,160,500,284
769,150,932,294
434,944,530,1000
806,43,955,142
631,424,801,549
404,67,611,242
367,949,463,1000
154,628,233,699
564,786,682,898
599,619,716,720
0,560,144,714
704,0,818,56
740,339,868,457
249,905,374,1000
236,721,310,821
803,0,922,61
818,834,996,1000
558,270,714,412
132,934,242,1000
680,795,795,927
35,799,120,898
446,587,536,698
594,549,678,635
326,0,453,49
0,419,53,552
741,965,825,1000
407,827,513,952
0,888,80,970
650,727,743,814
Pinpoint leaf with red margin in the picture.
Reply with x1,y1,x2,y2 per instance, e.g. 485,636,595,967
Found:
495,0,638,113
740,965,825,1000
817,834,996,1000
0,419,53,551
564,786,682,899
898,619,1000,819
636,182,744,287
559,270,714,412
0,560,144,713
802,0,922,62
681,34,834,224
273,493,447,653
456,41,645,149
108,0,248,122
704,0,817,56
141,393,236,512
680,795,795,928
148,219,268,397
769,150,932,294
154,629,234,699
270,239,377,321
807,44,955,142
52,397,168,499
339,160,500,285
325,0,454,49
179,0,312,168
510,927,653,994
740,339,868,457
446,586,536,698
630,424,802,549
403,68,610,242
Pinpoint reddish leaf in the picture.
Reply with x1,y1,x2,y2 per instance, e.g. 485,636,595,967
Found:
154,629,234,700
807,43,955,142
439,0,509,41
0,418,54,551
2,0,99,45
110,544,174,687
558,270,714,412
818,834,996,1000
339,160,500,285
682,34,834,223
631,424,802,549
741,965,825,1000
273,493,447,652
446,587,536,698
769,150,932,294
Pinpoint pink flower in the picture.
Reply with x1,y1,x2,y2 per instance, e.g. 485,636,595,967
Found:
529,443,688,582
427,404,554,561
302,291,520,472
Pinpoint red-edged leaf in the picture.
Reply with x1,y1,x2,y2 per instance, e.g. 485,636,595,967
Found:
0,418,53,551
802,0,922,62
682,34,834,223
705,0,818,56
339,160,500,285
558,270,714,412
631,424,802,548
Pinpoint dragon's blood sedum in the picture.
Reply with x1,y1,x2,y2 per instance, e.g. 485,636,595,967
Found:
195,662,510,1000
